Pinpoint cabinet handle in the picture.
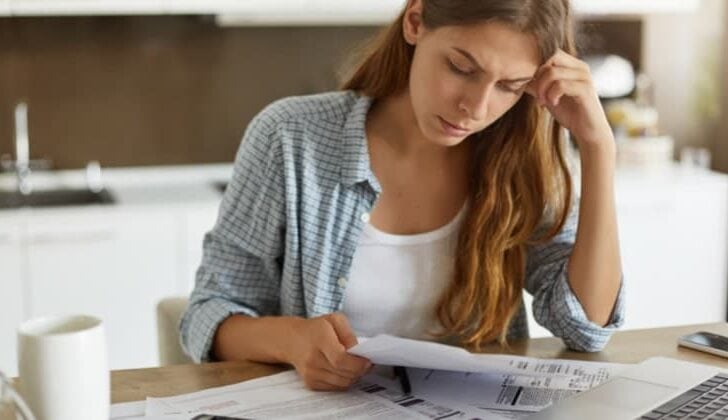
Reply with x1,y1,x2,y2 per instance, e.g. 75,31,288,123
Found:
28,231,116,245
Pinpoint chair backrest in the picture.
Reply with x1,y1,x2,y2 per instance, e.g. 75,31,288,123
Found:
156,296,193,366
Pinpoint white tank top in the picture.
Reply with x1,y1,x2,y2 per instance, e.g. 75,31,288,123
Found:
342,204,467,340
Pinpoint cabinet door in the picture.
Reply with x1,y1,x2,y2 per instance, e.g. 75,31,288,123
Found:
525,171,728,336
26,209,179,369
0,220,24,377
10,0,163,15
669,180,728,322
617,174,728,330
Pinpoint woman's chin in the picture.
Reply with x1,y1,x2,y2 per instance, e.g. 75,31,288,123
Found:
423,126,469,147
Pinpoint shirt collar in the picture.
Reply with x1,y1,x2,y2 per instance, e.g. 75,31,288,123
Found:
340,94,381,193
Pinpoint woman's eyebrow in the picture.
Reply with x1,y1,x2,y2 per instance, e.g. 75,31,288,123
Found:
452,47,485,72
452,47,534,83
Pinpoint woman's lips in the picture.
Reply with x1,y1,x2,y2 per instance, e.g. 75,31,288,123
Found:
438,116,470,137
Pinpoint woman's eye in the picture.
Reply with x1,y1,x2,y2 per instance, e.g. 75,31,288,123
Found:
447,59,473,76
498,83,523,94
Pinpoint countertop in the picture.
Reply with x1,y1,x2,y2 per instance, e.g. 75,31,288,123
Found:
0,161,725,215
0,163,233,214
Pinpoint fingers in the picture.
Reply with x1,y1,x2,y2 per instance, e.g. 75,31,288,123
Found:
318,314,371,376
294,313,373,392
544,49,590,72
322,313,372,375
326,313,358,349
306,367,358,390
527,50,592,107
531,66,587,105
301,369,355,391
544,79,592,107
319,340,371,378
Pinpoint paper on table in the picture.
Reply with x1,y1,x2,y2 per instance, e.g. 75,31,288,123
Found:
110,401,145,419
349,334,598,377
400,359,629,419
110,400,185,420
145,369,505,419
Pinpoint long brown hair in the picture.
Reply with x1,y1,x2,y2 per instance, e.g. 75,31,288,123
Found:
342,0,575,349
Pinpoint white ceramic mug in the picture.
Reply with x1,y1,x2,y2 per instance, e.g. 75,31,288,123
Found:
17,315,109,420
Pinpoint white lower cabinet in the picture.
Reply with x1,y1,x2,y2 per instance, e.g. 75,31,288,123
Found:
621,178,728,329
525,169,728,339
0,219,24,377
25,209,179,370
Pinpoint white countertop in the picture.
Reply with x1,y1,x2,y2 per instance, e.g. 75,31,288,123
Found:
0,161,725,215
0,163,234,214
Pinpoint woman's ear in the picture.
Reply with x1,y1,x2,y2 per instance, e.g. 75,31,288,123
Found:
402,0,425,46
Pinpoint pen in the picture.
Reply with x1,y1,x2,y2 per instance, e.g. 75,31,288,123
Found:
394,365,411,395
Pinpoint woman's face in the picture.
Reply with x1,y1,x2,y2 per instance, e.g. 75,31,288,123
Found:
403,4,541,147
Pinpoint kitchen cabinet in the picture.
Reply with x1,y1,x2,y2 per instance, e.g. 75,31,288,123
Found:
617,172,728,331
525,168,728,338
216,0,700,26
572,0,699,16
3,0,700,19
215,0,401,26
9,0,163,15
25,209,179,370
0,219,23,377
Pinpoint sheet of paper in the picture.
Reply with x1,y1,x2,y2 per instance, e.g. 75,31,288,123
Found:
144,369,506,419
110,400,184,420
349,334,611,378
401,359,629,419
110,401,145,419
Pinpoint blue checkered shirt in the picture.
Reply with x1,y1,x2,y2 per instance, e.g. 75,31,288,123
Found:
179,91,625,363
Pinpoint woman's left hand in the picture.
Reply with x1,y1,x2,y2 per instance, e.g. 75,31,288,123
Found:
525,49,614,151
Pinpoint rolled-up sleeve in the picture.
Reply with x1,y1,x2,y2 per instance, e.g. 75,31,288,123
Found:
179,109,287,363
525,201,625,352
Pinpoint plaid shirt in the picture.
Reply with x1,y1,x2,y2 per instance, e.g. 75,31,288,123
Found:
179,91,625,363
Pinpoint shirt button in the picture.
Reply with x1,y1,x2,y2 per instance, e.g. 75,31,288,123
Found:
360,212,370,223
337,277,348,288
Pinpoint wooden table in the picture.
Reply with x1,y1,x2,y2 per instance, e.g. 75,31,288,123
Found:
111,322,728,404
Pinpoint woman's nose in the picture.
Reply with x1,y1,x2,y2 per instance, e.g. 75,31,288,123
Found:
459,84,492,121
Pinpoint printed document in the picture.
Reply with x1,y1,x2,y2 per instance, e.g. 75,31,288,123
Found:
349,334,614,378
112,334,628,419
403,359,627,419
143,370,502,419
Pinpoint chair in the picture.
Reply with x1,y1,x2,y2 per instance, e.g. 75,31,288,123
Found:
156,296,193,366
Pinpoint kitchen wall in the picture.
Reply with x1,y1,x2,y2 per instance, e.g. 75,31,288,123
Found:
0,17,377,168
718,8,728,173
643,0,726,172
0,11,722,171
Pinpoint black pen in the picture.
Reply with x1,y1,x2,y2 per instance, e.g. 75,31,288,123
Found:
393,365,411,395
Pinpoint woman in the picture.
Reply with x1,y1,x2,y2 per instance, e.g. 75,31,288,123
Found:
180,0,624,391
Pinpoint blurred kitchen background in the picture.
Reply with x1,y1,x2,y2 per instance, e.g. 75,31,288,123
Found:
0,0,726,376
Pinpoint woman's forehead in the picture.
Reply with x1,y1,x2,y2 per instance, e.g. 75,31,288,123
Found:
432,22,541,76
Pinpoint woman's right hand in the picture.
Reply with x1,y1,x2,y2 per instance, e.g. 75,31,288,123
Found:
284,313,372,391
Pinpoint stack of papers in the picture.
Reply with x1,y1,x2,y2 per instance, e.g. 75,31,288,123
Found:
110,335,628,420
349,335,615,377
